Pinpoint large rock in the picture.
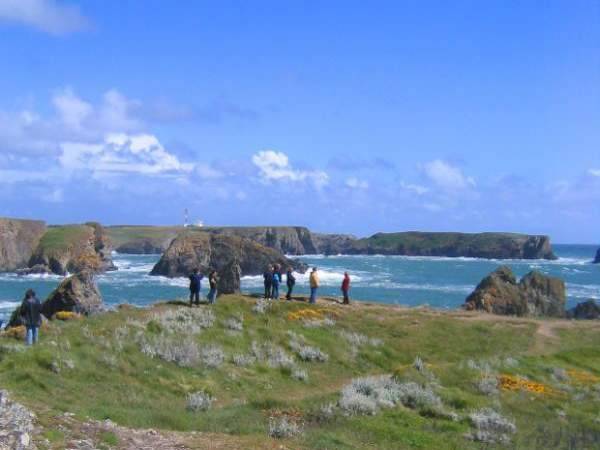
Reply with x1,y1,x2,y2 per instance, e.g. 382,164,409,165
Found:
41,270,103,317
593,248,600,264
0,218,47,272
150,231,306,278
464,266,565,317
217,259,241,296
28,223,115,275
566,300,600,320
312,233,358,255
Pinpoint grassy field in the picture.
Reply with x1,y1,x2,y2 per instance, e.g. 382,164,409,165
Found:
105,226,183,248
38,225,93,254
1,295,600,449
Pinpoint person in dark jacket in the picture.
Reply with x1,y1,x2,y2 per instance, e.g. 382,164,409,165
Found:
263,266,273,299
341,272,351,305
20,289,42,345
286,267,296,301
189,268,204,306
207,270,218,304
271,264,282,300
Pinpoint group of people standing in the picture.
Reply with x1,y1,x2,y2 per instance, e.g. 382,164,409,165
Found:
188,268,219,306
265,265,352,305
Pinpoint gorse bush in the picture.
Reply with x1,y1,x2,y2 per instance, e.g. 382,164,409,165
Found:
186,391,214,412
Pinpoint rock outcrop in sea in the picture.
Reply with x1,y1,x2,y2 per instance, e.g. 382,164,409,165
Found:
7,270,104,327
217,259,242,295
42,270,104,318
593,248,600,264
566,300,600,320
0,218,47,272
464,266,565,317
150,231,306,278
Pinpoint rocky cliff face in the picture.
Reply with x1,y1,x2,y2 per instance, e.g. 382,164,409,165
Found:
150,231,306,278
311,233,357,255
0,218,47,272
27,223,115,275
340,232,557,260
593,248,600,264
204,226,318,255
566,300,600,320
464,266,566,317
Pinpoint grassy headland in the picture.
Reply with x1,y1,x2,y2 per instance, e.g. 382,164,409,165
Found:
1,296,599,449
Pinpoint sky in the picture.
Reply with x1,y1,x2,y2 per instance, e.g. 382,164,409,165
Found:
0,0,598,243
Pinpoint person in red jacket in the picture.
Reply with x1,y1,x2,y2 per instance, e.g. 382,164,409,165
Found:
341,272,351,305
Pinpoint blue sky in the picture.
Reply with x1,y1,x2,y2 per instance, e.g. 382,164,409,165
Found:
0,0,598,243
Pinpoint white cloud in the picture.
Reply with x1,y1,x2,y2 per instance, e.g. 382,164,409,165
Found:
52,87,92,131
252,150,329,188
400,181,429,195
59,133,194,176
345,177,369,189
0,0,88,34
588,169,600,177
422,159,475,190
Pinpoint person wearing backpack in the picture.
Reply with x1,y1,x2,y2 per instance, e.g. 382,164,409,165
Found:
263,265,274,300
271,264,282,300
20,289,42,345
189,268,204,306
286,267,296,301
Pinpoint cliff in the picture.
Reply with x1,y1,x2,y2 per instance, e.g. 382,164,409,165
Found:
337,232,557,259
27,223,115,275
150,230,306,278
106,226,183,254
203,226,318,255
594,248,600,264
0,218,47,272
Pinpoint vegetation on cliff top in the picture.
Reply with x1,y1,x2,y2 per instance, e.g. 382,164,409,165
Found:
1,296,599,449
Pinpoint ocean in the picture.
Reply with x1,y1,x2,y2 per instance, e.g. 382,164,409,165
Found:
0,244,598,323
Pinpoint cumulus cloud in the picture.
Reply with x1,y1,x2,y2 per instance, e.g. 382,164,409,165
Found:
252,150,329,188
422,159,475,190
0,0,89,34
52,87,92,131
588,169,600,177
345,177,369,189
59,133,194,176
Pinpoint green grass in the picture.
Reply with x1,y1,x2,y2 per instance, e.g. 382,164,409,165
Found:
1,296,600,449
105,226,183,247
38,225,92,254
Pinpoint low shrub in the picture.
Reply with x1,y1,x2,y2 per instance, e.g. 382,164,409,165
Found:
186,391,214,412
468,408,516,444
268,415,302,439
54,311,81,321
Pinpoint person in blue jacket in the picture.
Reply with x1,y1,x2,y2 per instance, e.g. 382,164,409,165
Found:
271,264,282,300
189,268,204,306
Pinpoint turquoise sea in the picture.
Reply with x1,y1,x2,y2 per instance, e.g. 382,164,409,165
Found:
1,244,598,323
